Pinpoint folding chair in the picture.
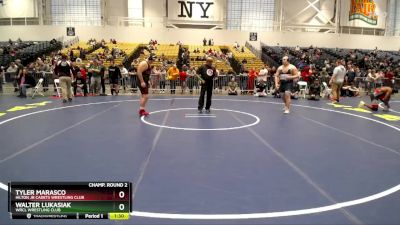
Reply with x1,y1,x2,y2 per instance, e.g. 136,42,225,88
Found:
54,79,61,97
297,81,308,99
32,78,44,99
322,82,332,99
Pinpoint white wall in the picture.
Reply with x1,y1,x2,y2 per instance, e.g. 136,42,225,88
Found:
143,0,166,28
144,0,166,17
0,25,399,51
0,0,38,18
105,0,128,18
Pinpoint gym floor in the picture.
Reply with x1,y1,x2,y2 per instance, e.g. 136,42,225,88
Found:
0,95,399,225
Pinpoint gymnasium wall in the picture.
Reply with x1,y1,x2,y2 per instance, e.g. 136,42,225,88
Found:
0,25,399,51
0,0,38,18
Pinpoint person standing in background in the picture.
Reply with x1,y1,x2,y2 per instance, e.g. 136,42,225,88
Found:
108,60,121,95
99,60,107,96
167,64,179,94
89,60,101,95
55,54,73,103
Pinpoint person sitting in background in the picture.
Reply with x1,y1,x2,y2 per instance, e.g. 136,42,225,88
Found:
319,67,330,85
254,67,267,97
18,68,36,98
342,79,360,97
308,78,321,101
228,77,238,95
73,69,88,96
290,81,300,100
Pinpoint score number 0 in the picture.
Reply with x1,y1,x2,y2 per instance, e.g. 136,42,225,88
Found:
119,191,125,211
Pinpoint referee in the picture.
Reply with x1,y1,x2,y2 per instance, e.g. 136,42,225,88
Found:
197,57,218,113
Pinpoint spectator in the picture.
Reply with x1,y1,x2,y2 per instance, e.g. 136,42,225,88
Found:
228,77,238,95
18,67,36,98
319,67,330,85
366,69,376,93
167,64,179,94
120,64,128,91
151,65,161,94
385,68,394,87
89,60,101,95
203,38,207,46
179,65,188,94
375,70,384,87
159,66,167,94
234,42,239,50
14,60,23,92
247,67,258,94
6,62,18,87
73,69,88,96
99,61,106,96
308,78,321,100
346,64,356,83
108,60,121,95
187,66,197,94
301,66,312,83
0,66,4,92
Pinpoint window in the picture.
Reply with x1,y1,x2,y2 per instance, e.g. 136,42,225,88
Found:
387,0,400,36
227,0,275,31
51,0,102,26
128,0,143,18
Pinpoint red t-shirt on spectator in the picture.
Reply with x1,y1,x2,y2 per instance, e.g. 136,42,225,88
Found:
179,71,187,81
80,68,87,81
301,66,311,82
385,71,394,81
249,70,259,78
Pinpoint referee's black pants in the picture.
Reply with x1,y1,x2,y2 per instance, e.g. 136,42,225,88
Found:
198,82,213,110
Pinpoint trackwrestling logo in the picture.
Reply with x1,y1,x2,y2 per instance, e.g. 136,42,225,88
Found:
349,0,378,25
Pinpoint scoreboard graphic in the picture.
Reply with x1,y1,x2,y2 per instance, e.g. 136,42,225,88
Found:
8,182,132,220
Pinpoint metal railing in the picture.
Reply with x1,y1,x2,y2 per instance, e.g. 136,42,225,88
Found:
2,71,399,97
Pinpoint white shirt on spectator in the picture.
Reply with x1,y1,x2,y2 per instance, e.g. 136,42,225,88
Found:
258,68,268,81
120,67,128,78
333,65,346,83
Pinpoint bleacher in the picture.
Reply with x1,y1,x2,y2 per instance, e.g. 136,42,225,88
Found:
0,40,62,67
61,42,95,58
228,46,264,70
187,45,233,72
135,44,179,68
61,42,140,69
